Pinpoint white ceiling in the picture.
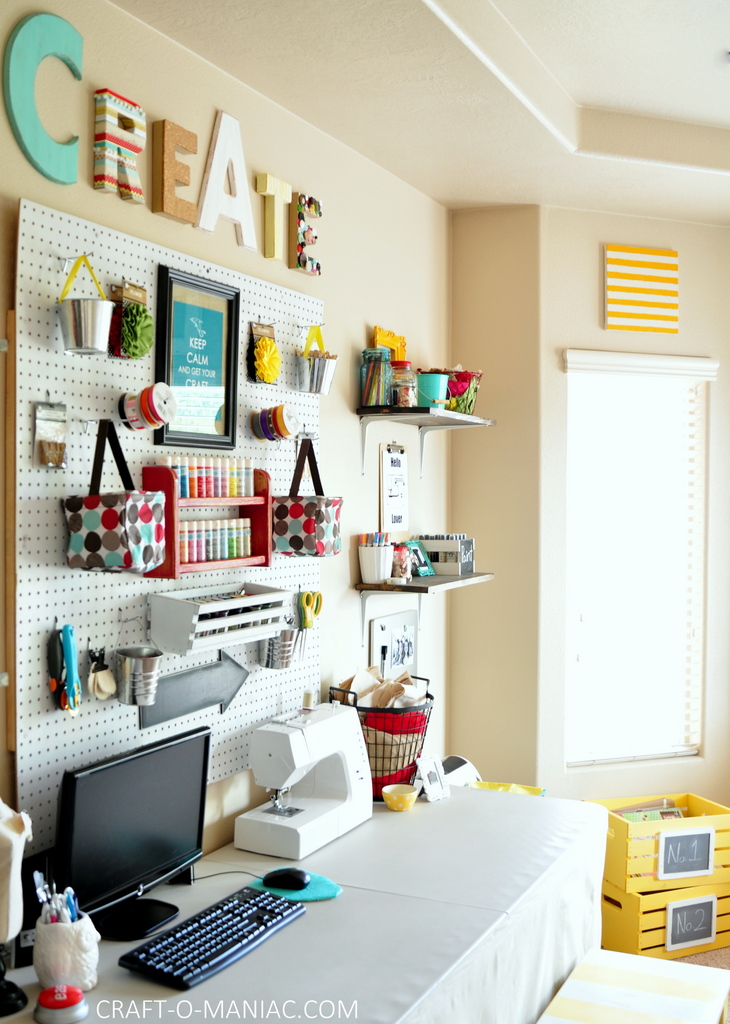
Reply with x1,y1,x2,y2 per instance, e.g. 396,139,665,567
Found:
111,0,730,225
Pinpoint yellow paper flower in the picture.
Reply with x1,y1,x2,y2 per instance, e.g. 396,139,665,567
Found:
254,337,281,383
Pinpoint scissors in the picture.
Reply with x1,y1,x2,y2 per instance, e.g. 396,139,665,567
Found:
297,591,323,655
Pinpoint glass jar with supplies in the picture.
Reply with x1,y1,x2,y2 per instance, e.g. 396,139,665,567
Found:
360,348,393,407
390,360,417,407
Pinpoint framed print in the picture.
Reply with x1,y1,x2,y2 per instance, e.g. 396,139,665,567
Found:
154,265,240,449
405,539,435,577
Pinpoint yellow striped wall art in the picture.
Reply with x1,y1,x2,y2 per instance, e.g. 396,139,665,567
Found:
605,244,678,333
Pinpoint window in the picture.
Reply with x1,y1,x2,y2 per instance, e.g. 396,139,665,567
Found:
563,349,718,766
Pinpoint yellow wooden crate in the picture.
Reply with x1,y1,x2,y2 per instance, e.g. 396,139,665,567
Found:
591,792,730,894
602,877,730,960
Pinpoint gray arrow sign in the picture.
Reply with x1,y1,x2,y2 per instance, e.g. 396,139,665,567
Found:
138,650,249,728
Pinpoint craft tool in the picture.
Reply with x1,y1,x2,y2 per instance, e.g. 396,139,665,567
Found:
296,591,323,656
61,624,81,714
47,629,64,709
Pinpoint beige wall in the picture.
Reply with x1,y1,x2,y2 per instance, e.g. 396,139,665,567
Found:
450,203,730,804
449,206,541,782
0,0,451,844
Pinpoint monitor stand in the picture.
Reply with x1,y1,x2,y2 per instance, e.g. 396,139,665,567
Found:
93,897,179,941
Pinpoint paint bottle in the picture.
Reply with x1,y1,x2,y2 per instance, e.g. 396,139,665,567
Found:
235,519,245,559
178,521,189,564
195,521,205,563
187,522,199,563
243,458,254,497
187,456,198,498
242,518,252,557
216,520,227,560
227,519,237,559
213,458,222,498
228,457,238,497
219,457,229,498
178,456,189,498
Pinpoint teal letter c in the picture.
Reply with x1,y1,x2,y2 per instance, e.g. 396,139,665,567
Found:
3,13,83,184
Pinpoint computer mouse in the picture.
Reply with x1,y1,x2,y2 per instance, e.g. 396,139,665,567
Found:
262,867,310,891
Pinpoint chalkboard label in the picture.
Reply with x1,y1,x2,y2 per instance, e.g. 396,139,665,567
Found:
657,827,715,880
666,894,717,951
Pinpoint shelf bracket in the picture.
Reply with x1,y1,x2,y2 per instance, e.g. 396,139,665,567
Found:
360,416,432,478
360,416,370,475
359,411,495,478
360,590,422,644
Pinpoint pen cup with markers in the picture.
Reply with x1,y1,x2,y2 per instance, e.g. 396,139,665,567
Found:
358,538,394,584
33,912,101,991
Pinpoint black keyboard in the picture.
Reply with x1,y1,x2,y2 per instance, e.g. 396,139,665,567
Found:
118,886,306,989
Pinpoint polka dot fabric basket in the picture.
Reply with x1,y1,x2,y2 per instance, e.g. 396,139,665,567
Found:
272,439,342,557
63,420,166,574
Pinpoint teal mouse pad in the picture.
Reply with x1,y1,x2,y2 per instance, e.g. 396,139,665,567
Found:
250,871,342,901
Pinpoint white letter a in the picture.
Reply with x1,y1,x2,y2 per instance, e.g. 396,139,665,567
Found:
197,110,257,251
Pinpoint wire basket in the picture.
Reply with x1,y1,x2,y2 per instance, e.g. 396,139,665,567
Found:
445,371,482,415
330,679,433,799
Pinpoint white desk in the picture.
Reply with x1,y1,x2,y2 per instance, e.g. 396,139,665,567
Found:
8,788,607,1024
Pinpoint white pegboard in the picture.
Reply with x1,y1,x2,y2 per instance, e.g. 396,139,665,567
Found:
14,200,326,852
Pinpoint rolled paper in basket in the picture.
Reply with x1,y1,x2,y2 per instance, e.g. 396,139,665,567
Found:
363,710,429,735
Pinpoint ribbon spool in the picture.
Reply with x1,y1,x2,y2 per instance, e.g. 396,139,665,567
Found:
250,404,301,442
119,383,177,431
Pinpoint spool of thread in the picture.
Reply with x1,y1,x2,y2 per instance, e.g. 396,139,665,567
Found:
250,404,301,442
119,383,177,431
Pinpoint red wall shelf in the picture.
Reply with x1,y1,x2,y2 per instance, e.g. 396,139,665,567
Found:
142,465,273,579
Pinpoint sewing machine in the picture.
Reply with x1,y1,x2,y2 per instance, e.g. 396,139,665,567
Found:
234,702,373,860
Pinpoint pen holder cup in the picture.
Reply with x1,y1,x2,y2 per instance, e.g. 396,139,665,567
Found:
115,646,164,706
358,545,394,585
416,373,449,408
296,354,337,394
259,630,297,670
57,298,114,355
33,913,101,991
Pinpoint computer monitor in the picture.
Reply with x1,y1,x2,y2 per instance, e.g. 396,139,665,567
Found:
54,726,211,941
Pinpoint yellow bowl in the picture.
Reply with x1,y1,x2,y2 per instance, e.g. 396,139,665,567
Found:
382,784,418,812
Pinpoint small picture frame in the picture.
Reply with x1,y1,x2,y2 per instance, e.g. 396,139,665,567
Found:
405,539,435,577
154,264,240,449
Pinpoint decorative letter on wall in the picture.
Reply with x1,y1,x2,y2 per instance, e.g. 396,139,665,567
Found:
256,173,292,260
152,120,198,224
3,13,83,185
196,111,257,251
289,193,322,275
93,88,147,202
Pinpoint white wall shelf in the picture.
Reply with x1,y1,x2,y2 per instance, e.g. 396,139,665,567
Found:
357,407,495,475
355,571,494,634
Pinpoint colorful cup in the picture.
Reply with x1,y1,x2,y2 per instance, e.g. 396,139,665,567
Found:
417,373,449,408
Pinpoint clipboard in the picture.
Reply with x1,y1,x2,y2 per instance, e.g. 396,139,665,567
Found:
379,442,409,536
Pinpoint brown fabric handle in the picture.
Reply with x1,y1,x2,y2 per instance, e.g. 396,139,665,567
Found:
89,419,136,494
288,439,325,497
